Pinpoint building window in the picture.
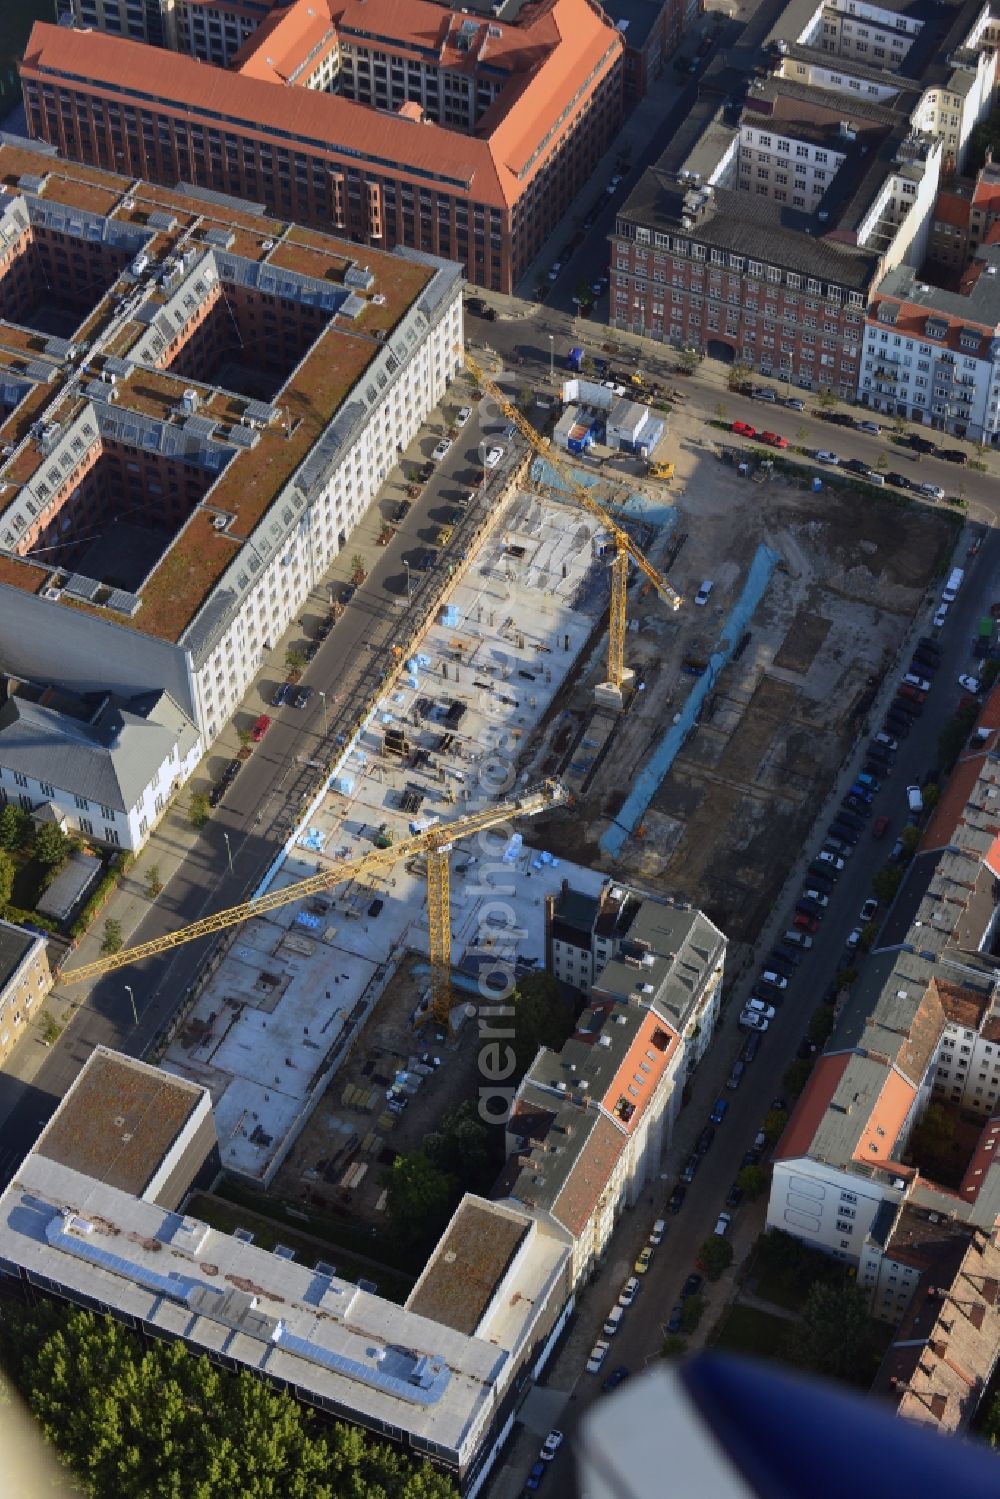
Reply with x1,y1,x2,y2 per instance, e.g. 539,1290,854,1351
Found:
104,828,120,846
74,794,89,810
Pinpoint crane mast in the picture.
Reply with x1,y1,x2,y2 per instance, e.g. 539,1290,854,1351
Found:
463,350,682,697
59,781,568,1026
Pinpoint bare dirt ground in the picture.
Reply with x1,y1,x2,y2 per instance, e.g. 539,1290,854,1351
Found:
271,954,484,1224
525,419,958,943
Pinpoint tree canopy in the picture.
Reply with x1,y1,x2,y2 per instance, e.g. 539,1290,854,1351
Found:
784,1282,875,1386
510,971,575,1078
383,1151,455,1250
0,1302,457,1498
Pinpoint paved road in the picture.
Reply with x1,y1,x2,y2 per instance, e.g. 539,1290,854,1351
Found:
0,398,521,1186
498,504,995,1499
468,302,1000,525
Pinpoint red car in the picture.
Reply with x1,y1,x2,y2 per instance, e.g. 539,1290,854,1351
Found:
732,421,757,438
761,431,789,449
898,683,926,704
793,912,820,934
251,713,272,742
872,815,890,839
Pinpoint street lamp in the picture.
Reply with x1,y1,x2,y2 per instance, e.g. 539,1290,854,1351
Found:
123,984,138,1027
318,689,329,737
403,560,412,601
222,831,233,874
548,333,554,382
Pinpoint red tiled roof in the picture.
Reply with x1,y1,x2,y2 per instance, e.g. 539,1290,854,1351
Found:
958,1115,1000,1201
922,683,1000,850
234,0,336,82
774,1052,851,1160
866,296,993,358
551,1112,625,1236
935,978,990,1032
934,191,972,231
22,4,621,208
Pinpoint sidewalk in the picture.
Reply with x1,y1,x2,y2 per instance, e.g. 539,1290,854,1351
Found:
13,371,483,1079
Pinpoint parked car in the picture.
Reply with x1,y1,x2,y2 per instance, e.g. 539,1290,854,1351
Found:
793,911,820,933
694,580,715,607
586,1340,610,1373
681,1273,703,1299
815,450,840,464
681,1153,701,1184
940,448,967,464
619,1277,640,1308
484,445,504,469
906,784,924,814
649,1219,666,1245
251,713,271,742
742,1032,762,1063
857,420,882,436
893,695,923,717
695,1125,716,1154
740,1010,770,1032
917,638,941,659
667,1183,687,1213
760,968,789,989
602,1366,630,1394
727,1059,746,1090
731,421,757,438
959,673,982,694
293,686,313,710
814,850,845,873
634,1245,653,1275
801,887,829,908
872,815,890,838
725,1182,744,1209
455,405,472,427
828,821,860,845
845,458,872,477
902,673,931,693
860,897,879,923
709,1097,729,1124
886,471,911,489
713,1212,732,1237
846,927,862,950
536,1433,565,1471
272,681,291,708
908,434,937,454
874,731,899,750
432,437,452,462
918,482,945,500
782,929,814,948
761,431,789,448
667,1304,684,1334
744,997,776,1019
785,397,805,411
525,1460,547,1492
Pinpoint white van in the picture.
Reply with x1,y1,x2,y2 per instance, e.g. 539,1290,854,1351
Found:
942,567,964,604
907,784,924,814
603,1305,625,1337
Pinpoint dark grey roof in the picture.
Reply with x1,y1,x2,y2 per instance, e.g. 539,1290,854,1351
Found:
0,691,195,812
876,258,1000,330
0,919,40,990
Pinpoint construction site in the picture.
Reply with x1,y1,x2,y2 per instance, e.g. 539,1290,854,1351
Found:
122,365,958,1210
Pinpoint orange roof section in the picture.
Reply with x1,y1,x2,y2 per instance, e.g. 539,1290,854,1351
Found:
774,1052,851,1160
852,1067,916,1166
867,295,994,357
598,1010,677,1133
933,191,972,231
233,0,336,83
22,6,621,208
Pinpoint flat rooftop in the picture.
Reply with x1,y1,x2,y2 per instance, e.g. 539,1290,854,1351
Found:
0,1151,512,1462
36,1048,207,1196
162,479,656,1179
406,1198,530,1335
0,140,444,645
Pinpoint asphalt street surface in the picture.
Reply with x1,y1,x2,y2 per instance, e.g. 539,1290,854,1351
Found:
504,520,997,1499
0,399,520,1185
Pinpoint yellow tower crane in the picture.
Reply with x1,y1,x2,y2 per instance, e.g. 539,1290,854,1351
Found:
464,351,682,699
59,778,569,1025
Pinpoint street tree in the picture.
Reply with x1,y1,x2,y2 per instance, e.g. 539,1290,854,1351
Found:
698,1236,734,1281
511,970,574,1077
0,848,14,909
0,803,30,852
101,919,124,954
736,1164,769,1201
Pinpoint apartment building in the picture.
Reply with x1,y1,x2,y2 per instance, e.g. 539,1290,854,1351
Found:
545,878,727,1068
21,0,625,293
769,746,1000,1343
0,139,461,746
0,686,200,852
610,0,997,392
0,919,52,1067
859,258,1000,439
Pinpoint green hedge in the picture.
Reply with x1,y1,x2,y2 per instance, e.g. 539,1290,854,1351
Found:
69,852,131,939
